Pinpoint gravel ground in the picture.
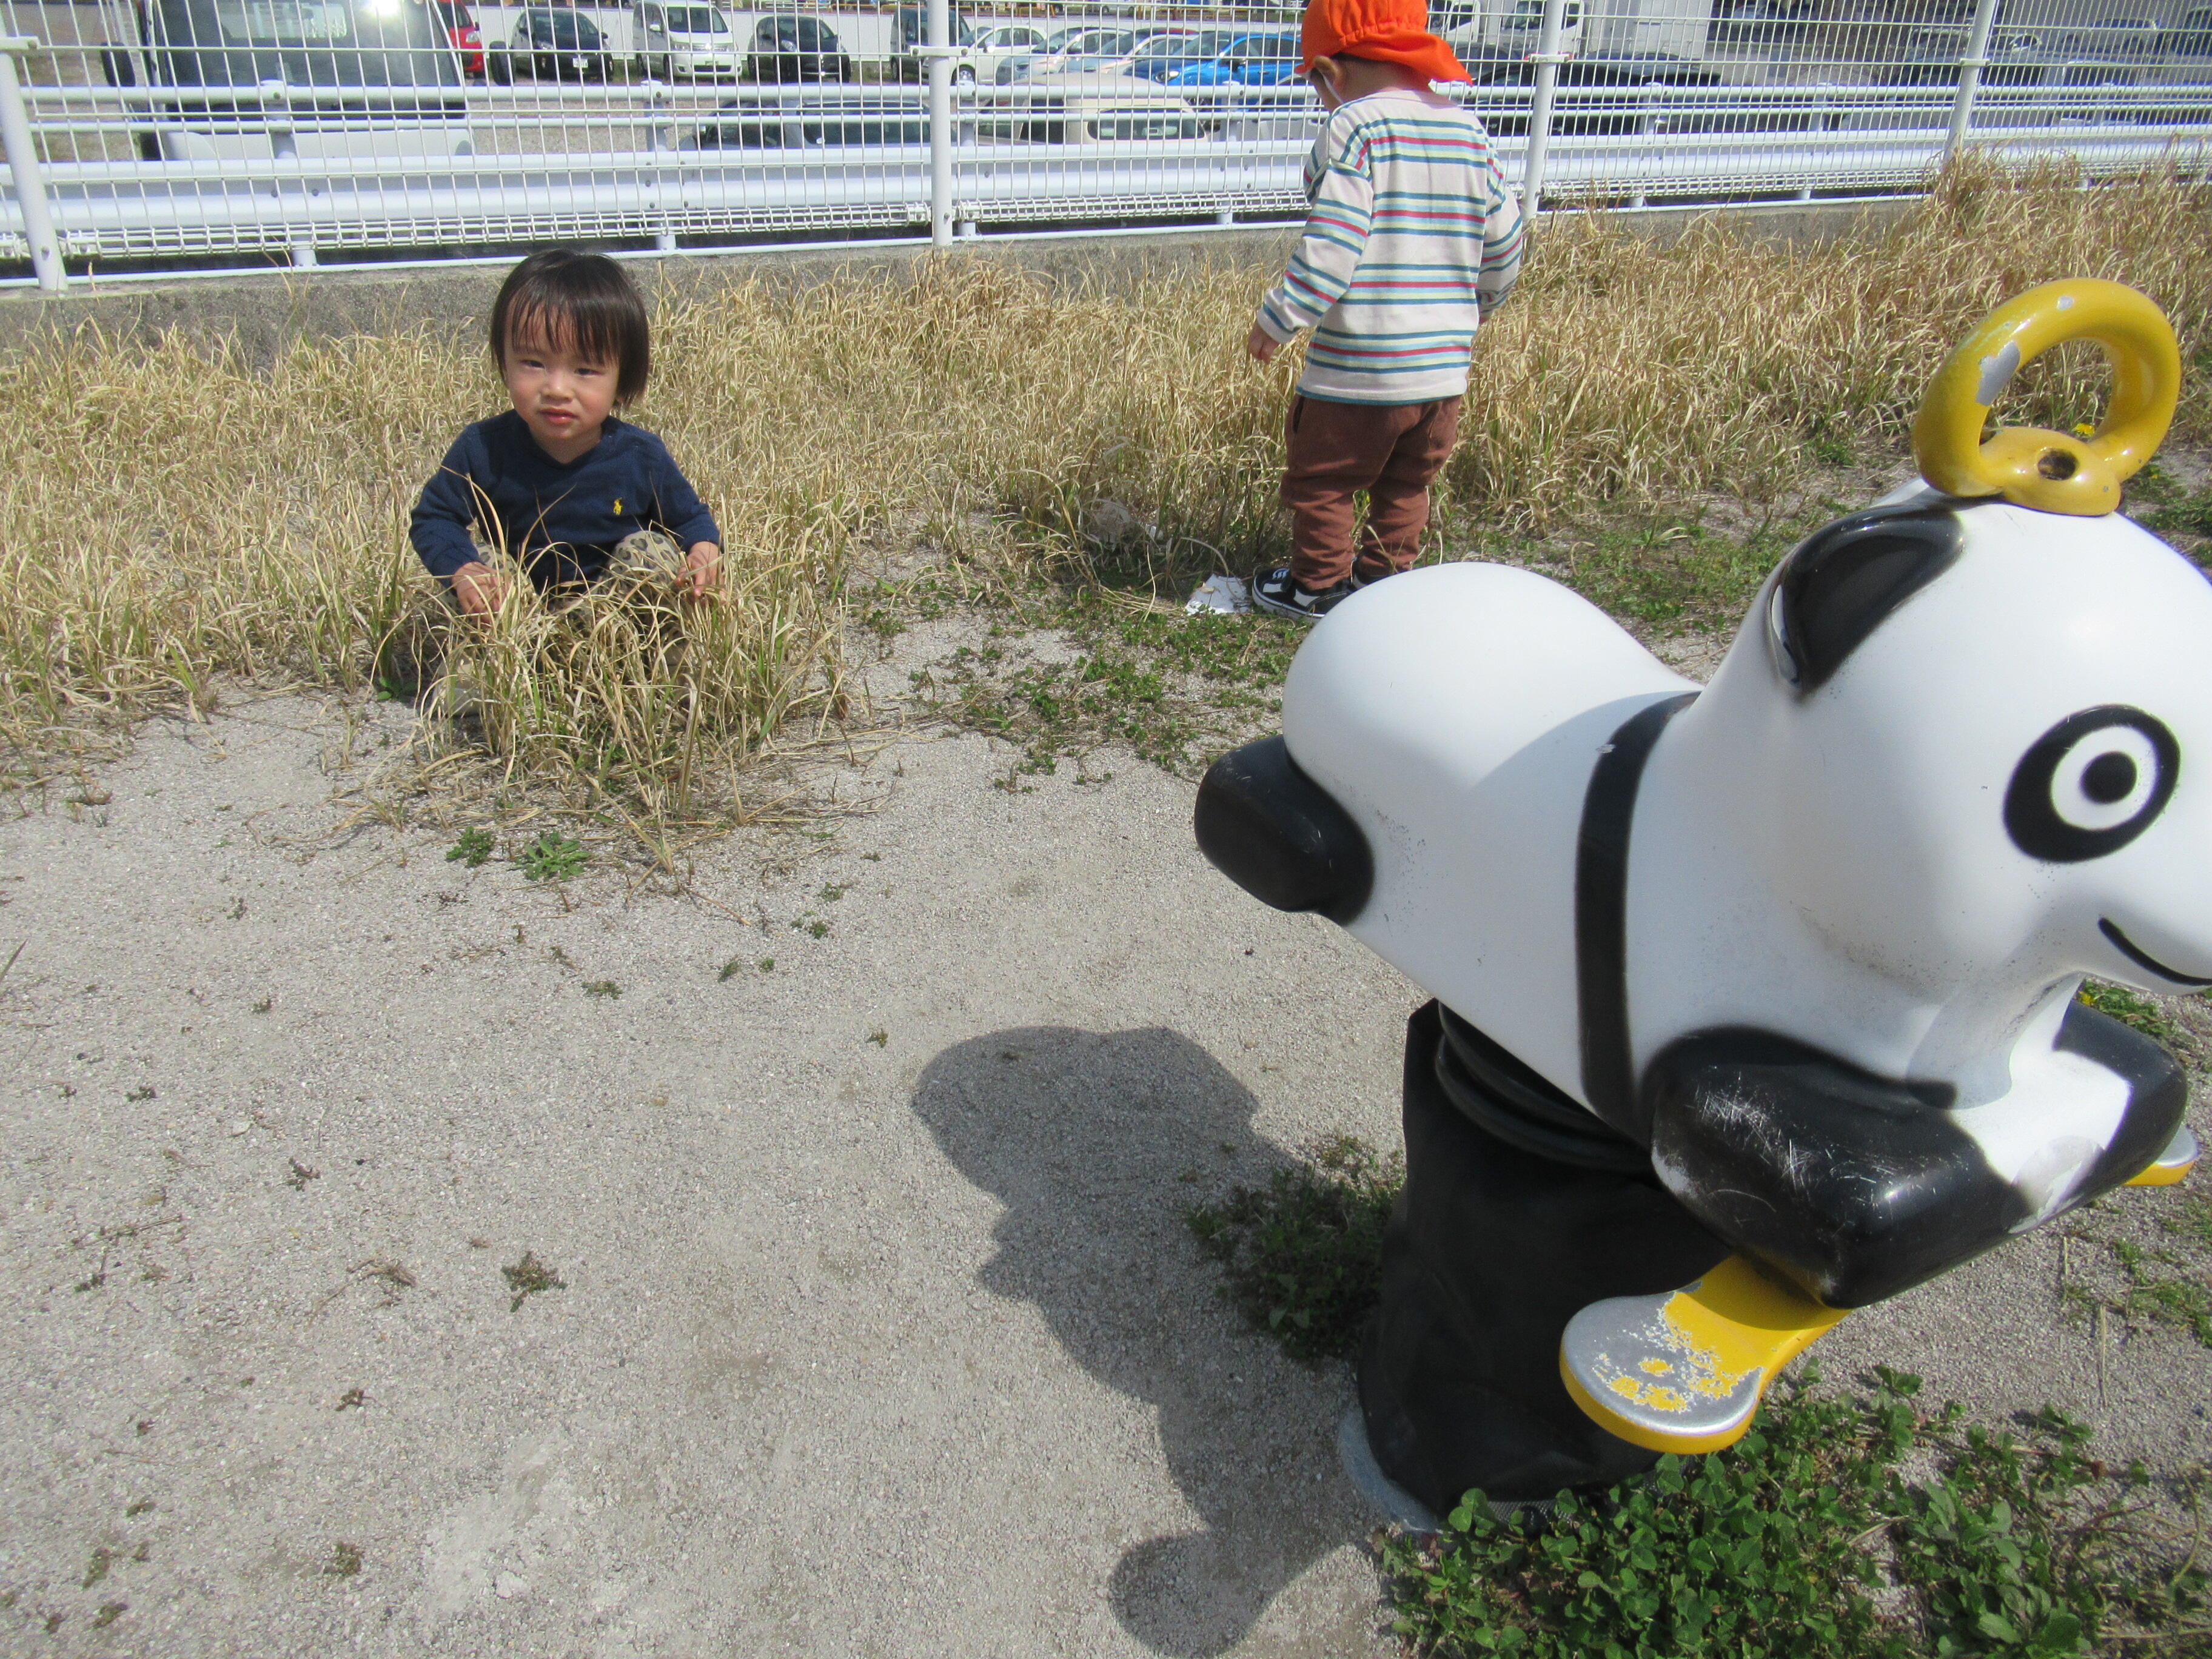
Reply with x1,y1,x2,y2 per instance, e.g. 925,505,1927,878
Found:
3,622,2210,1657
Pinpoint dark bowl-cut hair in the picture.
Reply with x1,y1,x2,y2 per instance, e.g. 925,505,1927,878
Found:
490,249,651,405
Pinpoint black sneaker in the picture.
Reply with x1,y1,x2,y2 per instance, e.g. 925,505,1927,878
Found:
1347,562,1401,591
1253,564,1355,622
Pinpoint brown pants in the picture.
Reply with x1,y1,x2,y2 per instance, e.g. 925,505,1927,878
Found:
1281,394,1463,591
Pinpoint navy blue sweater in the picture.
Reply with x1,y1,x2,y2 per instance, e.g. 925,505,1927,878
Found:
409,411,722,589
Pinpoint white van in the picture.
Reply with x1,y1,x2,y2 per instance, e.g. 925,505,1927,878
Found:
637,2,741,78
1440,0,1588,61
106,0,471,161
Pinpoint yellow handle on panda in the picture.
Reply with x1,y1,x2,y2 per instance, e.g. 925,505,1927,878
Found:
1912,278,2179,517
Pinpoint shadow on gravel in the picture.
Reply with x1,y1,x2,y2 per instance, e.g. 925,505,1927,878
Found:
914,1026,1366,1658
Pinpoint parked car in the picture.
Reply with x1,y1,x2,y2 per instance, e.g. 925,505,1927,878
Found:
891,5,977,82
1461,49,1726,134
970,22,1050,56
488,8,614,81
1706,0,1812,47
686,89,924,147
1041,41,1193,83
996,24,1184,83
2177,5,2212,54
432,0,483,76
1044,25,1139,57
746,13,851,82
106,0,469,159
639,2,739,79
984,69,1201,141
1037,52,1113,77
1165,33,1301,89
1887,24,2056,84
2081,15,2169,58
1885,25,2134,92
1496,0,1585,35
1122,29,1235,81
1087,31,1195,74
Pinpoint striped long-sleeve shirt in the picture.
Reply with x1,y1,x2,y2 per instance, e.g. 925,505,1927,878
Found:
1255,87,1525,404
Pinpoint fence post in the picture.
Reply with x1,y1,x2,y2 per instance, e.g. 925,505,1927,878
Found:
1519,0,1570,217
0,36,65,293
1945,0,2000,161
926,0,952,247
646,79,677,252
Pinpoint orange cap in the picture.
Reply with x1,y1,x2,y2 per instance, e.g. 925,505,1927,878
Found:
1301,0,1470,84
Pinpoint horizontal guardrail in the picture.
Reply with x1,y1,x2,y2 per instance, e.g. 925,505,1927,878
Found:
21,75,2212,118
3,70,2211,276
11,121,2212,260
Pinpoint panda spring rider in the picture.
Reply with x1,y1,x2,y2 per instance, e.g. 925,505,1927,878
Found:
1196,280,2203,1509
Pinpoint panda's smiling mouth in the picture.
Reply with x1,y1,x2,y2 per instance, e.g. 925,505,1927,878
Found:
2099,919,2212,988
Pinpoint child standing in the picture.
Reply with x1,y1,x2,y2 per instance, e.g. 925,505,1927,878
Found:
411,249,722,616
1247,0,1524,621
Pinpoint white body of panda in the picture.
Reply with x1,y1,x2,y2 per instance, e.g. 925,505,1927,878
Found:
1282,486,2212,1246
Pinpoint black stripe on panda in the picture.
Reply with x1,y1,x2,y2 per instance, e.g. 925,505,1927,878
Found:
1572,500,1972,1136
1574,692,1698,1141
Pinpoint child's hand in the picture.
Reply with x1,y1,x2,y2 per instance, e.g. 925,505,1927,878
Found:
682,541,720,598
451,561,508,617
1246,323,1281,364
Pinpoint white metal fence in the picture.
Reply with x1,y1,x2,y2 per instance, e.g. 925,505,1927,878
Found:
3,0,2210,289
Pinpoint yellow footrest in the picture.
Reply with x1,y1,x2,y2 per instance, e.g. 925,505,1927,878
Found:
2125,1124,2198,1188
1560,1256,1848,1456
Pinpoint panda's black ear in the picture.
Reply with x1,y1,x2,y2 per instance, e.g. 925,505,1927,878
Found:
1771,503,1966,694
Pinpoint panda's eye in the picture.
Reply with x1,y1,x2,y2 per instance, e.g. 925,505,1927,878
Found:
2004,705,2179,863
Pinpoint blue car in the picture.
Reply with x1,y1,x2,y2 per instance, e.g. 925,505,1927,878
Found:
1122,29,1235,81
1165,33,1302,89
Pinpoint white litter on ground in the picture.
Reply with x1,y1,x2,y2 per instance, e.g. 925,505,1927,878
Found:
1187,574,1251,615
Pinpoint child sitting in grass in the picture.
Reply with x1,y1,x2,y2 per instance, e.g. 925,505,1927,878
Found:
1245,0,1524,622
411,249,722,617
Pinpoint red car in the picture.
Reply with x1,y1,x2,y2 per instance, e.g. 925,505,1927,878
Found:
434,0,485,76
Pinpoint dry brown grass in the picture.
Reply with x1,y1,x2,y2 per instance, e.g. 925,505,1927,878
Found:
1451,158,2212,520
1,158,2205,841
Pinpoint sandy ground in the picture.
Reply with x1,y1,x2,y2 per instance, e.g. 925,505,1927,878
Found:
4,620,2211,1657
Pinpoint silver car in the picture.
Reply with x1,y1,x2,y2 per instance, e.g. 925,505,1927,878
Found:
640,2,741,79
